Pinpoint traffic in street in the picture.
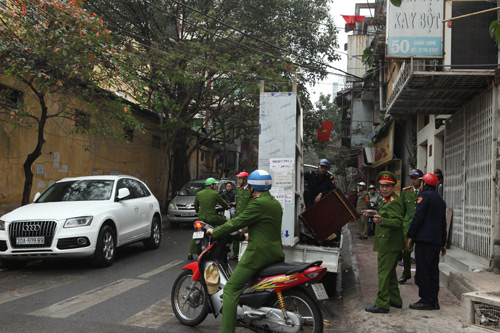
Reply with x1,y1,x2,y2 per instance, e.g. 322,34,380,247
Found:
0,225,346,332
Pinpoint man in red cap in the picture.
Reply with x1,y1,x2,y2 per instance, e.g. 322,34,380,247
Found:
406,173,447,310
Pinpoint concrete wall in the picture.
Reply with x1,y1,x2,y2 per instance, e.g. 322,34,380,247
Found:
416,115,447,173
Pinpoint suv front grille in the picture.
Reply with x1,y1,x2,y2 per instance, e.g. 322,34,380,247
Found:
8,221,57,248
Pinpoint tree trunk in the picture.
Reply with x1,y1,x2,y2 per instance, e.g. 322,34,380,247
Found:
21,97,48,205
171,131,191,194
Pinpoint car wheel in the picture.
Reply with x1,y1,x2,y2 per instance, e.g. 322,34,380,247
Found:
143,216,161,250
0,259,27,270
93,225,116,268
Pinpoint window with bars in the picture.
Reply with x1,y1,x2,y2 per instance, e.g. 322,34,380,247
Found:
0,84,22,110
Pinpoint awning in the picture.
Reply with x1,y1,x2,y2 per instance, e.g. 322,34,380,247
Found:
387,61,494,115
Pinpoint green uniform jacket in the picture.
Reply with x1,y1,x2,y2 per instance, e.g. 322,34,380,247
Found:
212,191,285,270
373,193,404,253
234,184,252,218
400,186,418,235
194,187,229,223
357,189,371,212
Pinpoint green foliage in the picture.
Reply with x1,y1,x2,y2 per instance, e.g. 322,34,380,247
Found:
0,0,141,133
489,19,500,43
84,0,340,188
0,0,143,204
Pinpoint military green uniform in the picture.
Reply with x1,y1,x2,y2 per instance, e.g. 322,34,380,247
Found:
357,189,371,237
374,193,405,310
232,184,252,256
400,186,418,279
212,191,284,333
189,187,229,255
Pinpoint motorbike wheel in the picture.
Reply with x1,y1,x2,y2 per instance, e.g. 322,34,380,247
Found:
171,270,209,326
270,289,323,333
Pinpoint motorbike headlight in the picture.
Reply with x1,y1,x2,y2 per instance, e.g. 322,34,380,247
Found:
168,203,176,210
0,220,5,231
64,216,93,228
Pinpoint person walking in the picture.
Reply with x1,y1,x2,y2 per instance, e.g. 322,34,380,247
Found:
207,170,284,333
356,182,370,239
187,178,229,260
398,169,423,284
407,173,447,310
304,159,336,208
363,171,404,313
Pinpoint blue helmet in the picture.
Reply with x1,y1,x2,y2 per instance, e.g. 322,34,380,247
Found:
319,159,330,169
247,170,272,191
409,169,424,178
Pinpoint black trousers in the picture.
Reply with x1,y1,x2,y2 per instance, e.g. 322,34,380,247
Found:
414,242,441,303
304,189,315,209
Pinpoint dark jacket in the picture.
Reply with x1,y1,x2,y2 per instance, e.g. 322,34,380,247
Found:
221,189,235,205
304,171,336,196
407,188,447,246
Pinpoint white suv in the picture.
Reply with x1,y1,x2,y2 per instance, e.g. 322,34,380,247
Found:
0,175,162,268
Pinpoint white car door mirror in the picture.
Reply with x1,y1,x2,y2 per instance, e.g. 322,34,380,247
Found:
33,192,41,202
117,188,131,201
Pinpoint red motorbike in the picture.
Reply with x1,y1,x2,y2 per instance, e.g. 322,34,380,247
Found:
171,221,329,332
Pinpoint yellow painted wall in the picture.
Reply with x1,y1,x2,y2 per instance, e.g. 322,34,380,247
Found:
0,76,169,214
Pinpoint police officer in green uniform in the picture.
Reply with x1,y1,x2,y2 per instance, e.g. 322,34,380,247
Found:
231,172,252,259
363,171,404,313
398,169,423,284
207,170,284,333
357,182,370,239
187,178,229,260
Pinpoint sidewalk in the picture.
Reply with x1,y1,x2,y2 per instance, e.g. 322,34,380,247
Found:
342,222,485,332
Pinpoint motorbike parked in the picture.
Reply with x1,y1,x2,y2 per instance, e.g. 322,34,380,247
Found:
171,222,329,332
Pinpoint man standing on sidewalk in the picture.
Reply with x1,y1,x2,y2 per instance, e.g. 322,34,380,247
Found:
356,182,370,239
398,169,423,284
407,173,447,310
363,171,404,313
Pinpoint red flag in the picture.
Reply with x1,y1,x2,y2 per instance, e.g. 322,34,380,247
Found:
341,15,365,29
317,121,333,142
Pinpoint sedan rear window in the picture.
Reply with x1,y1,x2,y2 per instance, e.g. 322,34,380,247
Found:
37,180,114,202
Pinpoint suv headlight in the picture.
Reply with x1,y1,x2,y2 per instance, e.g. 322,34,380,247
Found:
64,216,93,228
0,220,5,231
168,203,176,210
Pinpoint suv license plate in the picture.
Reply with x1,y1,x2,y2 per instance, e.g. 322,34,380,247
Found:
311,282,329,300
192,231,204,239
17,236,45,245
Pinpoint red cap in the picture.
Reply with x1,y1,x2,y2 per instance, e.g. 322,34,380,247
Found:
236,172,249,178
421,173,439,187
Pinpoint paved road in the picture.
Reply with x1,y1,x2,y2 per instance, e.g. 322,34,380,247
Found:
0,226,349,332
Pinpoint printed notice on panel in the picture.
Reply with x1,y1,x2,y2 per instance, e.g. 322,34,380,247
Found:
270,158,294,171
